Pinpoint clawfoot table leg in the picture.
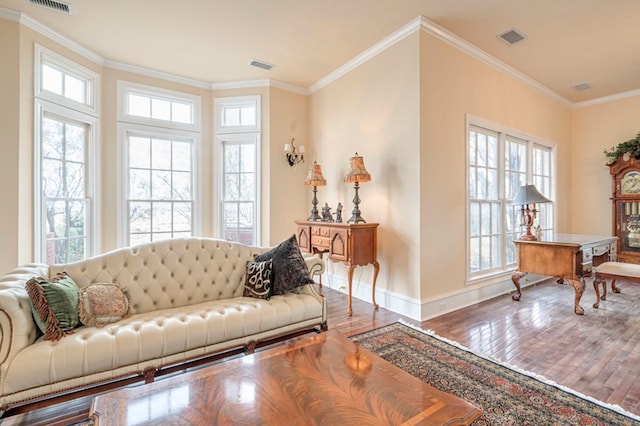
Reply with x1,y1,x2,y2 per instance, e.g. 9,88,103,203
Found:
566,277,586,315
511,271,526,301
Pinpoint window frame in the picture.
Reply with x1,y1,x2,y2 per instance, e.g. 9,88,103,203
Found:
214,95,261,246
117,81,201,247
117,81,201,132
34,44,100,116
118,124,201,246
466,115,556,285
34,99,100,263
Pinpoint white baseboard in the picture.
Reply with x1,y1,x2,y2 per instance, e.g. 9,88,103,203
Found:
318,272,548,321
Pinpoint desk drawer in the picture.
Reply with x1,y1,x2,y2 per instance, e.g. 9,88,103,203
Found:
311,226,331,237
593,245,609,257
312,236,330,249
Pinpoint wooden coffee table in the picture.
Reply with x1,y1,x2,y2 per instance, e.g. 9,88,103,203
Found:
89,330,481,425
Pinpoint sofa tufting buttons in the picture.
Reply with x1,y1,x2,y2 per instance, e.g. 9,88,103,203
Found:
153,274,157,279
112,279,117,283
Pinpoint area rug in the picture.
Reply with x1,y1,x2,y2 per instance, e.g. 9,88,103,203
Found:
349,321,640,426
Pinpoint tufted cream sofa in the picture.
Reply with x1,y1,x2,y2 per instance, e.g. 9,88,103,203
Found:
0,237,326,415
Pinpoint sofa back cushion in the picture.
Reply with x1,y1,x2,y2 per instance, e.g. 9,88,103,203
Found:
50,238,265,315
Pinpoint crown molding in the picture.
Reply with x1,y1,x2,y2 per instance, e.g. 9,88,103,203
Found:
308,16,422,94
415,16,572,107
308,14,573,108
0,7,105,65
104,60,210,89
571,88,640,109
211,79,308,95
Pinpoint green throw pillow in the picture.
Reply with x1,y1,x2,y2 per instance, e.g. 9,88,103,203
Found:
26,271,80,342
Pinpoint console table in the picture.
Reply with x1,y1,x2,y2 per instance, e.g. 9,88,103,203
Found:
295,220,379,316
512,234,617,315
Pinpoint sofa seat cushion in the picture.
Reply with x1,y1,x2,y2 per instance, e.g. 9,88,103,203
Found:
3,292,323,395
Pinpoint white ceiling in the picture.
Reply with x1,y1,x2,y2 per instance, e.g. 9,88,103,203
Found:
2,0,640,104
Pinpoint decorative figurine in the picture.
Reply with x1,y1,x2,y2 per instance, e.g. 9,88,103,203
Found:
334,202,343,223
321,203,334,222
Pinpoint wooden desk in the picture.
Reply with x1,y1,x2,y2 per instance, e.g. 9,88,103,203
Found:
512,234,617,315
90,331,482,425
295,220,379,316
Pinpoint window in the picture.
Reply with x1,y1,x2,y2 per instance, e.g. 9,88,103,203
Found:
34,46,99,264
35,45,99,115
214,96,261,245
118,82,201,246
119,81,199,131
467,118,555,282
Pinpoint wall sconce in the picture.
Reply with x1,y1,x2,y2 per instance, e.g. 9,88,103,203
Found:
344,152,371,223
304,161,327,221
510,184,552,240
284,138,305,167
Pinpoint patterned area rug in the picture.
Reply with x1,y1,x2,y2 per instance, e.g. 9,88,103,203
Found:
349,322,640,426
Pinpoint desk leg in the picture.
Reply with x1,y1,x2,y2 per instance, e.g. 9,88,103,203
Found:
511,271,526,301
372,261,380,310
346,265,355,316
566,278,585,315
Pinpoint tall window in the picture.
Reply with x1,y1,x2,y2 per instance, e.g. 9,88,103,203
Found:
467,119,555,281
214,96,261,245
118,82,201,246
34,45,99,263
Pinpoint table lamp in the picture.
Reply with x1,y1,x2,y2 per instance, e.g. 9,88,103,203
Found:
304,161,327,221
511,184,551,240
344,152,371,224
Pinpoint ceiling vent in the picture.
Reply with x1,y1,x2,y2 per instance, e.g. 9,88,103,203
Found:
248,59,274,71
572,82,592,91
28,0,73,14
497,29,526,45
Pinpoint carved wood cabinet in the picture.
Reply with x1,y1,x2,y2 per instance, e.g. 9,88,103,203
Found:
295,220,379,316
609,155,640,264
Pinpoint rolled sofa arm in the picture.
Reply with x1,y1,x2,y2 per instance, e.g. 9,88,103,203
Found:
0,264,48,371
303,254,325,281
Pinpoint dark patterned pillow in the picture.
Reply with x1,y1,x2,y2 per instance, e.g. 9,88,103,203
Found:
243,259,273,300
255,234,314,295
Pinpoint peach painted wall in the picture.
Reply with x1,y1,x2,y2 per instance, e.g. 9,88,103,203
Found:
418,31,571,300
309,29,572,309
0,19,20,275
267,87,309,246
571,95,640,235
310,33,422,300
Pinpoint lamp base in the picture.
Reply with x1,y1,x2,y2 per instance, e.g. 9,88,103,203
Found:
346,213,366,224
519,233,538,241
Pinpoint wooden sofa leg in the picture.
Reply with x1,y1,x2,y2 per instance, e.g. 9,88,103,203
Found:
143,368,157,384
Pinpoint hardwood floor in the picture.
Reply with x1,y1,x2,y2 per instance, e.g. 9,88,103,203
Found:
3,278,639,424
327,278,640,417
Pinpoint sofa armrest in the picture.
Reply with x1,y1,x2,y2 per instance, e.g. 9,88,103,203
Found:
0,264,48,370
303,254,324,280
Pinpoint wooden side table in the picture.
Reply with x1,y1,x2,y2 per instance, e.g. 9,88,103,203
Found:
295,220,379,316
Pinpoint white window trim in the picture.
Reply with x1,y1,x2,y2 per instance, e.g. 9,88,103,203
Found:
214,95,261,134
34,44,100,117
117,80,201,132
214,133,262,245
117,123,202,247
465,114,557,286
214,95,262,245
34,99,100,262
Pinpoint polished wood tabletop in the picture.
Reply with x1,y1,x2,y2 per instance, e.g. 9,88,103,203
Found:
90,330,481,425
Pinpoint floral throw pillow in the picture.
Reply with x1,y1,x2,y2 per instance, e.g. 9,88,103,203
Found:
243,259,273,300
78,283,130,327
